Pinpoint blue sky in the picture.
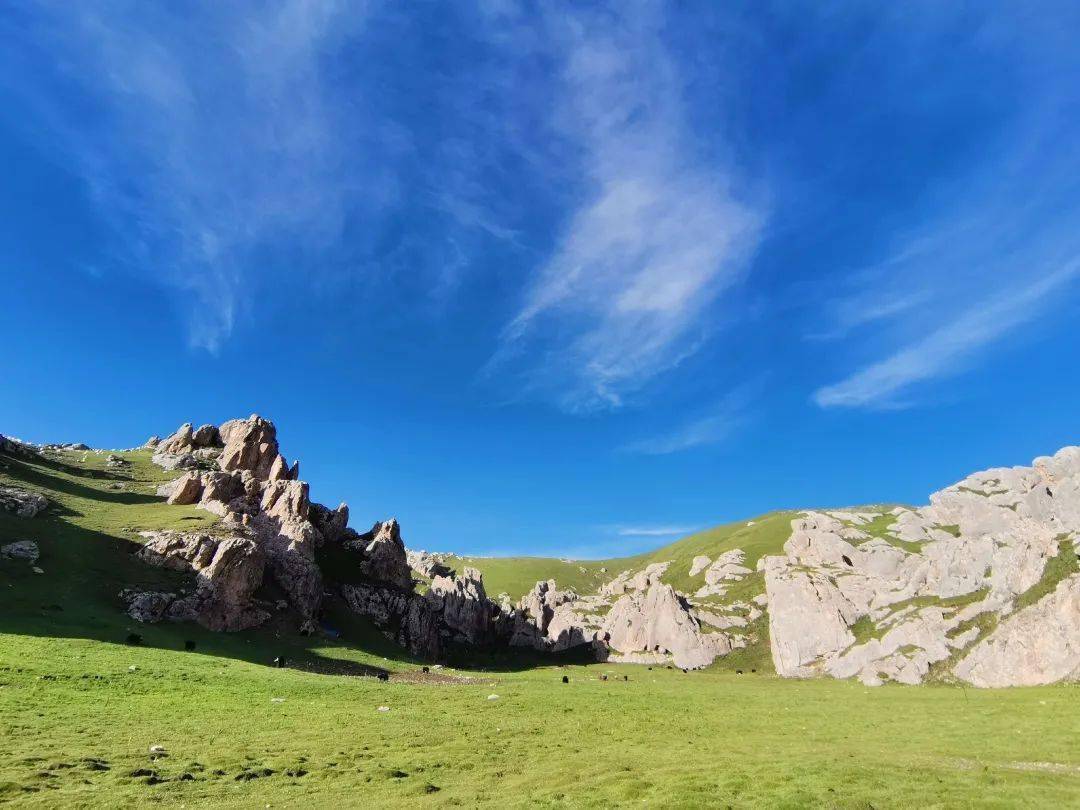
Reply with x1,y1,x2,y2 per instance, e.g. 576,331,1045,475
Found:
3,2,1079,557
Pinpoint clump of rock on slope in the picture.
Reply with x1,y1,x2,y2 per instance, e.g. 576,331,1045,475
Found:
130,416,514,656
764,447,1080,687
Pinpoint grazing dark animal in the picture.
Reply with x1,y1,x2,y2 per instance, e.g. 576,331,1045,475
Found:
600,674,608,681
841,555,853,567
751,669,757,674
422,666,429,673
736,669,743,675
681,668,687,674
623,675,628,682
184,640,196,652
125,633,142,646
562,675,569,684
377,672,389,682
273,656,287,669
1047,487,1054,498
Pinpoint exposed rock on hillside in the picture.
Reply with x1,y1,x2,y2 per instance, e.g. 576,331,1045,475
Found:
0,485,48,518
132,531,269,631
128,419,1080,683
765,447,1080,686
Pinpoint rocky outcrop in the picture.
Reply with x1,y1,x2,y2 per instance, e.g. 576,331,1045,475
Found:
340,582,442,658
0,486,48,518
407,549,452,579
427,567,505,646
764,446,1080,686
135,531,269,631
345,519,414,591
145,416,324,625
954,574,1080,687
601,582,740,669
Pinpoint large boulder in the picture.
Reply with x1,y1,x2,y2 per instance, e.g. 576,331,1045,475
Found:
218,415,283,480
1,540,40,564
601,581,733,670
0,486,48,518
165,472,203,505
137,531,269,631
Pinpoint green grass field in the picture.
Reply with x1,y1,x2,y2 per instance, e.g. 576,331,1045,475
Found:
3,445,1080,807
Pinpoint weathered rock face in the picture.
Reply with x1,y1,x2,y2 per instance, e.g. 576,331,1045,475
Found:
406,549,452,579
218,415,285,480
602,582,738,670
954,574,1080,687
510,580,605,652
136,531,269,631
340,582,442,658
345,519,414,591
426,567,504,646
148,415,324,625
0,486,48,518
764,445,1080,686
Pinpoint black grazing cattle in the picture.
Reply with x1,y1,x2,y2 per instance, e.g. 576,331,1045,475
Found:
562,675,569,684
184,640,196,652
125,633,142,646
272,656,287,669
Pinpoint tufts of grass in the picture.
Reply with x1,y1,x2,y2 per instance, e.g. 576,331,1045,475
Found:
1013,536,1079,613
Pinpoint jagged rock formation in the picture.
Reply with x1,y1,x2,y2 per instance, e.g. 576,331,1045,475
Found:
765,447,1080,686
130,419,1080,683
129,531,269,631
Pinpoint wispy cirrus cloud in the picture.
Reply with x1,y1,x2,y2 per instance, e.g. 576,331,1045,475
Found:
3,2,377,351
813,262,1080,408
622,382,759,455
488,5,764,413
615,525,696,538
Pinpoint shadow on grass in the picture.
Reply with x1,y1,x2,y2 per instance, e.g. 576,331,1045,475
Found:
1,454,157,506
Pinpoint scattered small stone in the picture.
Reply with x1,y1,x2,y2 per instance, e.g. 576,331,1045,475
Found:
270,697,285,703
149,745,166,755
486,694,499,700
377,706,390,712
32,567,44,575
128,665,138,672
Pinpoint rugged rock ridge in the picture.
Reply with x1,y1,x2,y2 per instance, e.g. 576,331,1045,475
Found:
130,420,1080,684
765,447,1080,686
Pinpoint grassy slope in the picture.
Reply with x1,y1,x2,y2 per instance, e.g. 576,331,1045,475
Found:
448,510,797,601
3,446,1080,806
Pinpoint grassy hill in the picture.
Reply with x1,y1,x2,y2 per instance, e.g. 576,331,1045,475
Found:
3,442,1079,807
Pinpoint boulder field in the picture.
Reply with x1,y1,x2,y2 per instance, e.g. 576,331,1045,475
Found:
117,418,1080,686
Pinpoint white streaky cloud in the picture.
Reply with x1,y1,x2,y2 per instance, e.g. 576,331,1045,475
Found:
616,525,696,538
622,382,759,455
9,2,372,351
492,7,764,412
813,261,1080,408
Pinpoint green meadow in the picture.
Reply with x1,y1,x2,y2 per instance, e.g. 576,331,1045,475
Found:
2,447,1079,807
